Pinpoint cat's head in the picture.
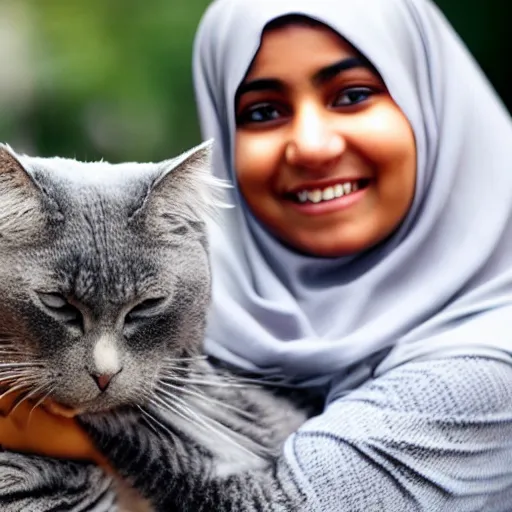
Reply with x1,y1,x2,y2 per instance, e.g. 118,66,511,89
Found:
0,141,225,413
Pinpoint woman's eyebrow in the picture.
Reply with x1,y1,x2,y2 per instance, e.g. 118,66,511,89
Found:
235,57,373,102
236,78,284,99
313,57,372,85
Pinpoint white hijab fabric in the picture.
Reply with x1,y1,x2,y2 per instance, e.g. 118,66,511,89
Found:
193,0,512,386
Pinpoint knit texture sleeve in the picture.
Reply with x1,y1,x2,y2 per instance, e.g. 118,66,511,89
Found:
284,357,512,511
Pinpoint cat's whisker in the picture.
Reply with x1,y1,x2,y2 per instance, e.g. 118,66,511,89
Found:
0,347,51,417
0,371,45,417
148,393,191,424
8,382,51,416
156,380,259,421
188,385,261,421
0,381,32,402
0,345,37,353
153,387,268,459
188,371,291,388
159,367,205,376
159,364,264,385
1,389,31,417
175,400,269,460
0,375,41,392
0,350,33,356
137,406,161,437
159,362,206,373
162,355,207,365
0,358,34,363
158,364,206,374
0,371,37,381
159,373,257,389
149,392,258,458
0,374,38,388
28,385,56,425
138,404,176,439
0,365,38,372
0,362,45,368
149,392,228,442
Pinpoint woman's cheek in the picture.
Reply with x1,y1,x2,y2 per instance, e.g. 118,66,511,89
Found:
353,103,415,159
235,133,281,184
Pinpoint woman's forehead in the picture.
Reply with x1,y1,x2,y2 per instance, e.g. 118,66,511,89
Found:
249,21,360,72
238,23,380,95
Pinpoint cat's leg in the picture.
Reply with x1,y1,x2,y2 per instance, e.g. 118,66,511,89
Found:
0,451,118,512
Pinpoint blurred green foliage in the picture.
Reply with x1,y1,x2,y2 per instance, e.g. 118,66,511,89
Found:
0,0,508,162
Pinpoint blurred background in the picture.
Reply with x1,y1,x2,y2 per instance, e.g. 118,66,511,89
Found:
0,0,508,162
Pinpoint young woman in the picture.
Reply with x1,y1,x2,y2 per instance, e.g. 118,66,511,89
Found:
3,0,512,509
193,0,512,508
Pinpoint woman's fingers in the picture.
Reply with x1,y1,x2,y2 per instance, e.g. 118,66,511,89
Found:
0,391,106,466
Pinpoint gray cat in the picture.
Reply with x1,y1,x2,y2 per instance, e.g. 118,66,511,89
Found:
0,142,311,511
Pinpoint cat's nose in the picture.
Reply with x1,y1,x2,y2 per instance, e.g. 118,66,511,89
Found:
89,370,121,392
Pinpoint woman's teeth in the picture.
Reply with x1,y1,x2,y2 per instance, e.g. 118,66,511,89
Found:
296,182,360,204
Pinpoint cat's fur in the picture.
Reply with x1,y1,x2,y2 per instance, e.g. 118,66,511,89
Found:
0,143,310,511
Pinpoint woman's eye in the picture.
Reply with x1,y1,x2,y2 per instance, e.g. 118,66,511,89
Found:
333,87,374,107
236,103,285,125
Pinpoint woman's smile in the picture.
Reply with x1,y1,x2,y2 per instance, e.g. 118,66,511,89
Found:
282,177,371,215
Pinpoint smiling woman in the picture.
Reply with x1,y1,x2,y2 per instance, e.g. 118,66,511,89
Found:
190,0,512,509
234,18,416,256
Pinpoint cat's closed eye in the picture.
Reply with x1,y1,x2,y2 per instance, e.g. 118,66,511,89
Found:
36,292,83,330
125,297,167,323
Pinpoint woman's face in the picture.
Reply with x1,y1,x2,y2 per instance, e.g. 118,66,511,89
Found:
234,23,417,257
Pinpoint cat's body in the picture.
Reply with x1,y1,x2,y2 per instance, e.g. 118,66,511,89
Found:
0,143,311,511
0,363,308,511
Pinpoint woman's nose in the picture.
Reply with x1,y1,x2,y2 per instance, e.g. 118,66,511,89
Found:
285,104,345,169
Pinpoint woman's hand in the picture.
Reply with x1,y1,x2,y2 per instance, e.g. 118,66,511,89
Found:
0,391,108,467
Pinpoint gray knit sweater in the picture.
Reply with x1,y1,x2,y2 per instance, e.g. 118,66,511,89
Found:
284,356,512,511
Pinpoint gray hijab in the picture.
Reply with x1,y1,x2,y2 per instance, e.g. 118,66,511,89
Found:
193,0,512,386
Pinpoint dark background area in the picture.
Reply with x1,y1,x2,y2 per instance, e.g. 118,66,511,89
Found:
0,0,508,162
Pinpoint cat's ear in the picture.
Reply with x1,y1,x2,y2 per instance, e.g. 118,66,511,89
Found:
0,144,47,243
138,139,231,227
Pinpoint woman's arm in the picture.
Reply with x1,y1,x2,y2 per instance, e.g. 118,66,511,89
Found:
286,356,512,512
